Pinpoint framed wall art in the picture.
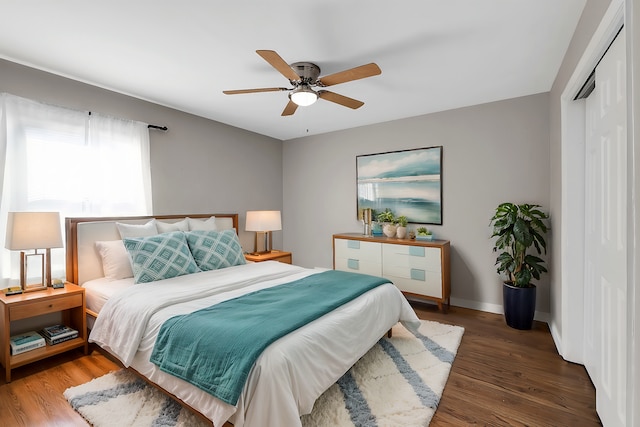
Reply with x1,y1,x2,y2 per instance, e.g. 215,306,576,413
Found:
357,146,442,224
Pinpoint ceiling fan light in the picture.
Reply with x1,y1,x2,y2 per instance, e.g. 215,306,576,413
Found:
290,86,318,107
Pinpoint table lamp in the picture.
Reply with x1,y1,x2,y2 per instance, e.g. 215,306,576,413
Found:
5,212,63,291
245,210,282,254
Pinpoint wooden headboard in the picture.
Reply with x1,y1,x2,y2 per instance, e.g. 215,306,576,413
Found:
65,213,239,285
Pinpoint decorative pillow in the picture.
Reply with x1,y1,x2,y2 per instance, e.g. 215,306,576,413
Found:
156,219,189,233
187,216,217,231
116,219,158,238
123,231,200,284
95,240,134,280
185,229,246,271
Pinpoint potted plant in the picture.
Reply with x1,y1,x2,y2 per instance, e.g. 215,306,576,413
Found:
376,209,397,237
489,202,549,330
396,215,408,239
416,226,433,241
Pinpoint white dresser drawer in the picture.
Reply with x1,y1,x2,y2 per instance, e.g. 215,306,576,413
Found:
334,238,382,276
383,272,443,298
382,243,443,298
382,244,441,272
334,257,382,276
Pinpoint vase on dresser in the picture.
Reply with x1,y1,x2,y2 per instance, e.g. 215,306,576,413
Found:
396,226,407,239
371,221,383,236
383,223,397,238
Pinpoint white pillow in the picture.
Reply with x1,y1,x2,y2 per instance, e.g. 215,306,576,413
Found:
95,240,134,280
157,219,189,233
187,216,217,231
116,219,158,238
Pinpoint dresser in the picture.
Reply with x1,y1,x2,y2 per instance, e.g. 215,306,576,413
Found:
333,233,451,312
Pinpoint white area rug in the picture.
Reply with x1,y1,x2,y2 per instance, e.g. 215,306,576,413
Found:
64,320,464,427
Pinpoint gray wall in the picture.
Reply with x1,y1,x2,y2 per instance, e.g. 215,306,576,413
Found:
3,2,607,317
283,93,551,314
0,59,283,252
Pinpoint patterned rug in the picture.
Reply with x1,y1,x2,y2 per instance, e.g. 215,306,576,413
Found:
64,320,464,427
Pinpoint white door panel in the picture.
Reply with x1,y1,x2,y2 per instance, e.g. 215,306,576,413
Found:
584,28,627,427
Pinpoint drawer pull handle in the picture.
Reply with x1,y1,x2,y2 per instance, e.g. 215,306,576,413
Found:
347,240,360,249
409,246,425,257
48,304,53,308
410,268,426,281
347,258,360,270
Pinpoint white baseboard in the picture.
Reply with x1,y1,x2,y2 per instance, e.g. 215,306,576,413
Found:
549,321,564,357
450,297,550,324
450,297,503,314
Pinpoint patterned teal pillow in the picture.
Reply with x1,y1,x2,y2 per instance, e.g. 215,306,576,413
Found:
185,229,246,271
123,231,200,284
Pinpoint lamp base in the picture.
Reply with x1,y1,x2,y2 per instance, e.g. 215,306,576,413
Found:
19,250,49,293
254,231,274,253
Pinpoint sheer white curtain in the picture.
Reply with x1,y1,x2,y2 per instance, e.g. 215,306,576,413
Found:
0,93,152,286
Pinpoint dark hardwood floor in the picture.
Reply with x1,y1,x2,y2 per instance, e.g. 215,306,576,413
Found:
414,302,601,426
0,303,601,426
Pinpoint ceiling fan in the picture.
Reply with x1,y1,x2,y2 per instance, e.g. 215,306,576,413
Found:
223,50,382,116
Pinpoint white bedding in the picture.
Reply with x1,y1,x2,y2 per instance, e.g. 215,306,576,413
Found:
83,277,133,314
89,261,420,427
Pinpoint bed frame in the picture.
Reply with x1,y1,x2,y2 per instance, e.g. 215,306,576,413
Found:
64,212,395,426
65,213,238,286
65,213,239,427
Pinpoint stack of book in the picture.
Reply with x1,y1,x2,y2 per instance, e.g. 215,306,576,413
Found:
10,331,45,355
39,324,78,346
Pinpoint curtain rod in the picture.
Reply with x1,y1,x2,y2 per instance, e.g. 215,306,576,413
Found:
87,111,167,132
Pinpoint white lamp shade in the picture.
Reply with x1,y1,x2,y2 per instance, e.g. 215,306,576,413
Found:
5,211,63,250
245,210,282,232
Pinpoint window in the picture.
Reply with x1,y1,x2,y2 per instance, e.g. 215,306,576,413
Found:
0,93,152,285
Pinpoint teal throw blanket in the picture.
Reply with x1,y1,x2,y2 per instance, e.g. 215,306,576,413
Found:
149,270,388,405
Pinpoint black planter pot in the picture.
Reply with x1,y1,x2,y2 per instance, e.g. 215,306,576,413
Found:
502,282,536,330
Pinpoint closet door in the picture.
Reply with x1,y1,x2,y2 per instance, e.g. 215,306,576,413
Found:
584,28,627,427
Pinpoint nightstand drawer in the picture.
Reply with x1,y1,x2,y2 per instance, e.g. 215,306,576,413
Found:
10,294,83,321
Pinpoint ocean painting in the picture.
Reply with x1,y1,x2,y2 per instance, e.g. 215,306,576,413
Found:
357,146,442,224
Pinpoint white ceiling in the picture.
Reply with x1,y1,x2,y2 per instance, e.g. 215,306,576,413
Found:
0,0,586,141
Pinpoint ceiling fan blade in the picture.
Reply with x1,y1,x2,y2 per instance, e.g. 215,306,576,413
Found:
318,91,364,109
281,100,298,116
256,50,301,82
223,87,288,95
318,63,381,86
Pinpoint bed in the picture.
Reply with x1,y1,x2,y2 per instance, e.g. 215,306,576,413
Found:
65,213,420,427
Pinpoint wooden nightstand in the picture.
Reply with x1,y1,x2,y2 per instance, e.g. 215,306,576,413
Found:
0,283,87,382
245,250,292,264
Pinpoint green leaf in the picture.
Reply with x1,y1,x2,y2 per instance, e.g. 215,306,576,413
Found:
514,269,532,287
513,218,533,246
490,202,549,288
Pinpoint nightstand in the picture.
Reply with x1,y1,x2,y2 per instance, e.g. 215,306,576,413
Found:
245,250,292,264
0,283,87,382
